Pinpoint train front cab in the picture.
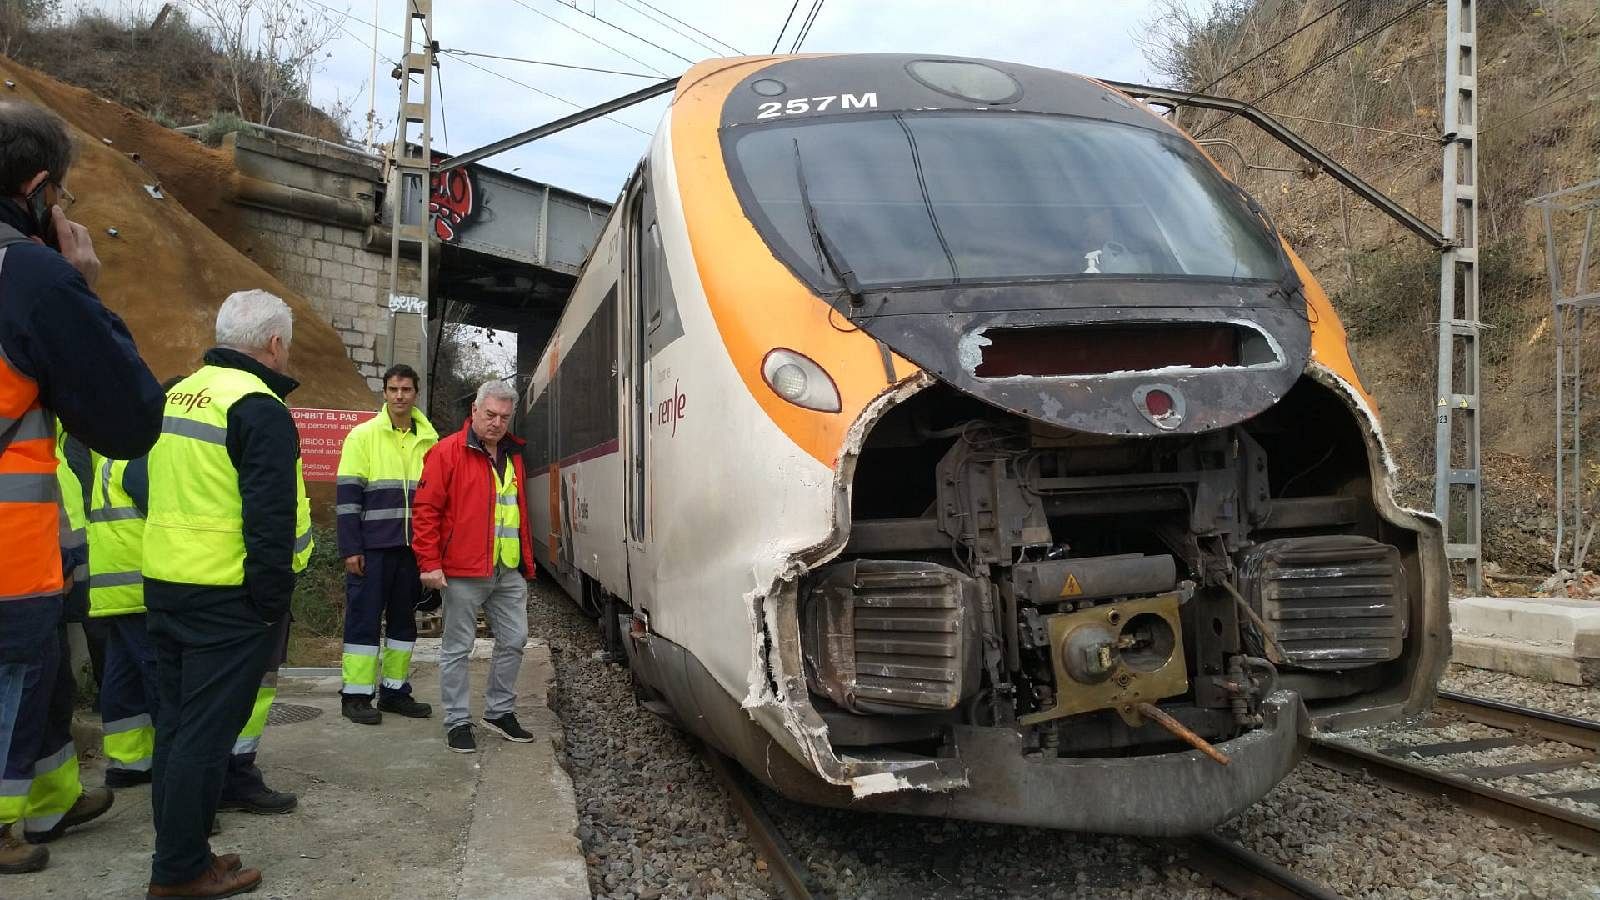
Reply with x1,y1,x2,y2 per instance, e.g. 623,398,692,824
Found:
608,54,1451,836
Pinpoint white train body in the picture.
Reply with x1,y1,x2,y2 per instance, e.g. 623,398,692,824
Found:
521,54,1450,833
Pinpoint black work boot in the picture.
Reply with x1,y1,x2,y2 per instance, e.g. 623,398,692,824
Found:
218,787,297,815
377,693,432,718
341,696,382,725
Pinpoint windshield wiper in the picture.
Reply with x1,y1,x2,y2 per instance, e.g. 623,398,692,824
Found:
1237,188,1305,301
792,138,865,311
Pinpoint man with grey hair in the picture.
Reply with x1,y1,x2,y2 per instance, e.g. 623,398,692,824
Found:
142,289,314,897
412,379,537,754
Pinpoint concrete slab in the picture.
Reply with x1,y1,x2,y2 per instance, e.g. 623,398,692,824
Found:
13,638,587,899
1450,596,1600,685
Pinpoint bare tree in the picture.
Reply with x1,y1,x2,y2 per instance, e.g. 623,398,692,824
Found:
0,0,61,57
183,0,344,126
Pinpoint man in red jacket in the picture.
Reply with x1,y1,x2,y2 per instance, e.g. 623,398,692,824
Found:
411,380,536,753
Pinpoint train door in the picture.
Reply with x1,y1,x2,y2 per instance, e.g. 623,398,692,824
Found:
622,174,653,609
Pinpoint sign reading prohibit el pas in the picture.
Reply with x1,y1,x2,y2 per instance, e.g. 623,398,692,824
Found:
291,408,376,482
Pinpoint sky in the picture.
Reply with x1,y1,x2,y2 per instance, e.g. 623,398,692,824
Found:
292,0,1195,200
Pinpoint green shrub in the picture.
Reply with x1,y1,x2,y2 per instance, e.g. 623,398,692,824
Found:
290,525,344,637
198,110,250,147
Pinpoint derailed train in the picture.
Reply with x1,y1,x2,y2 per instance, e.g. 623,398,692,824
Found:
522,54,1450,834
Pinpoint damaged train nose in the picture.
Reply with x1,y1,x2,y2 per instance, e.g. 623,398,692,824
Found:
744,369,1448,833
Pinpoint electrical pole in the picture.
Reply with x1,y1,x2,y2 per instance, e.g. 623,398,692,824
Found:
1433,0,1483,593
385,0,434,404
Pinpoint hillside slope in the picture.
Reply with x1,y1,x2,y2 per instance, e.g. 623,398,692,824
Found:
1151,0,1599,573
0,57,371,411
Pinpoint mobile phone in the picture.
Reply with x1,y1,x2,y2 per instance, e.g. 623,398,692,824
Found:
26,183,57,248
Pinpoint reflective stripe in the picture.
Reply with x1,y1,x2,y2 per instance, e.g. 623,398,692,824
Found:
294,528,312,554
343,643,379,657
0,778,28,797
0,587,64,604
364,479,407,492
0,408,52,447
495,526,519,538
161,416,229,445
32,741,74,777
335,503,362,515
337,475,367,488
89,570,142,589
343,683,376,695
384,638,415,652
87,506,141,522
0,472,54,503
232,736,261,755
361,508,408,521
381,677,406,690
103,713,153,735
108,757,152,772
497,494,518,506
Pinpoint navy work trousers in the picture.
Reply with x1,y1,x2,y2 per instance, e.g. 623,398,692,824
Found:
148,598,274,886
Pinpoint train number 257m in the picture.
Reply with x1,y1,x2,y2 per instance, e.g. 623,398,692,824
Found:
756,92,879,119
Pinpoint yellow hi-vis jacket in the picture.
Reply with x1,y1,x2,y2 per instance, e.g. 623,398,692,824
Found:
143,365,312,585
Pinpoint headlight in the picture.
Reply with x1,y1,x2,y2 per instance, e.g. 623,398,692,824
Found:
761,348,840,413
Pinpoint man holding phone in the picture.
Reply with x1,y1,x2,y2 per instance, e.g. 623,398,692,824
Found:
0,100,164,875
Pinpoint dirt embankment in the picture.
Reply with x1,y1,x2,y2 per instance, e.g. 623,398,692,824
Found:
0,57,371,412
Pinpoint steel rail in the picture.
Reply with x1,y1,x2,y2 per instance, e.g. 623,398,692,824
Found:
698,743,819,900
1436,690,1600,751
1307,738,1600,856
1183,834,1351,900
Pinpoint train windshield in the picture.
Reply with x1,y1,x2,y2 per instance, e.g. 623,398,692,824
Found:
728,112,1287,290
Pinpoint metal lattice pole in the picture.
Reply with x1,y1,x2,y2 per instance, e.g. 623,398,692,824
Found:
1433,0,1483,594
386,0,434,401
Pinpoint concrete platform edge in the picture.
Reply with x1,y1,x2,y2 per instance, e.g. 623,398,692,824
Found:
456,639,590,899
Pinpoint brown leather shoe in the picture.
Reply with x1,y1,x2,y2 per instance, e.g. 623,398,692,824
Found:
0,824,47,874
211,853,241,873
145,864,261,898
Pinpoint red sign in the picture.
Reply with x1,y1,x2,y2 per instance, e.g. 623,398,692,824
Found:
292,408,376,483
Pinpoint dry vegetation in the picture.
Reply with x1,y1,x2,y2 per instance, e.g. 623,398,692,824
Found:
2,0,347,141
1144,0,1600,574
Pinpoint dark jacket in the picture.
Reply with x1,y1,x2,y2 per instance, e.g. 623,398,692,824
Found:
145,348,302,622
0,196,161,659
0,200,162,458
411,421,535,579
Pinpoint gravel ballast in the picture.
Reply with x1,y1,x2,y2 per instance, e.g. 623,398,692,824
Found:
533,576,1600,898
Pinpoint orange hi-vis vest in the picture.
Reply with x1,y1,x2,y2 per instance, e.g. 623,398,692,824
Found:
0,340,62,605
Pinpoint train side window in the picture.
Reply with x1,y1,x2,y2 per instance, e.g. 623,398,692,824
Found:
643,201,684,356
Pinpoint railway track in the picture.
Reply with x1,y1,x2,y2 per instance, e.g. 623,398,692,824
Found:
1308,691,1600,856
699,740,1346,899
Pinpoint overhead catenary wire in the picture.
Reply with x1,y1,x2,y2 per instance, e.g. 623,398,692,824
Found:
507,0,670,76
550,0,697,66
446,52,653,136
769,0,801,54
1197,0,1432,138
439,48,657,79
789,0,826,53
610,0,734,59
1192,0,1356,97
627,0,743,55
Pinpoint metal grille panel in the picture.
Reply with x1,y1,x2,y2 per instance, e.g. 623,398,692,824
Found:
1240,536,1408,670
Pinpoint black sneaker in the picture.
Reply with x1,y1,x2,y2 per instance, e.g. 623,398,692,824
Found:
218,788,297,815
481,713,534,743
104,768,153,789
447,724,477,753
377,694,433,718
342,696,382,725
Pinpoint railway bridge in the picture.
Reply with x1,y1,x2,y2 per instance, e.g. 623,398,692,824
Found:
215,126,608,399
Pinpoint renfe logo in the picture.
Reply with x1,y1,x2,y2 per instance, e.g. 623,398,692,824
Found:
167,388,212,414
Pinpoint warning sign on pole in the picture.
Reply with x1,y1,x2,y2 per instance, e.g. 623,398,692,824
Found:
291,408,376,483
